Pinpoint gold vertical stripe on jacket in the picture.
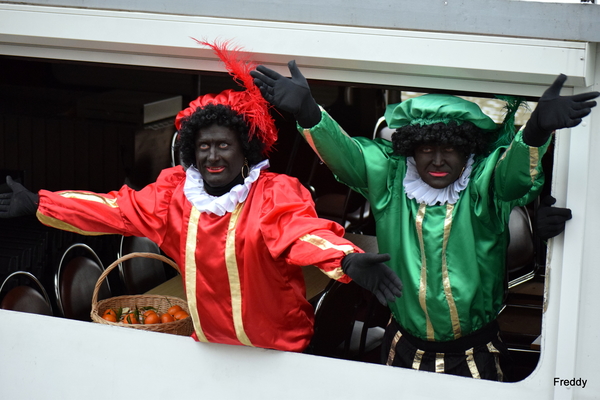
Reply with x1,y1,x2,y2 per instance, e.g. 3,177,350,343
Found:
442,204,462,339
185,207,208,342
225,203,253,347
416,203,434,340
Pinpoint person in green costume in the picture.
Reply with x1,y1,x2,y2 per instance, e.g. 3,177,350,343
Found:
251,63,599,380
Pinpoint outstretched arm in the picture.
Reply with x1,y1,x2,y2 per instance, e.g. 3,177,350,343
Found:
251,60,322,128
494,75,599,201
254,61,385,193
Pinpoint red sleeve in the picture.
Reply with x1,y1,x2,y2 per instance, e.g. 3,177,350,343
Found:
258,173,362,282
36,167,185,245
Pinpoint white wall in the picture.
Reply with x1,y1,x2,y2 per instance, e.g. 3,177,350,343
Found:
0,309,553,400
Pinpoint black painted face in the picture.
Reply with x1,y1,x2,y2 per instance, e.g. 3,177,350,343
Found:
414,144,468,189
195,124,245,188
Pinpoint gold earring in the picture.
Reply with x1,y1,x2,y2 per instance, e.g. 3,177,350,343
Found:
241,159,250,179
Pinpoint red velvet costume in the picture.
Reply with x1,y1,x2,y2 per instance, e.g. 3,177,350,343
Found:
37,166,357,352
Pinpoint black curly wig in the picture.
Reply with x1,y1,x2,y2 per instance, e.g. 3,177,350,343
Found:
177,103,266,168
392,120,494,158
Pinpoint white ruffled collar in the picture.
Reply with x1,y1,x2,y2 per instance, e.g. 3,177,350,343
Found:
403,155,474,206
184,159,269,216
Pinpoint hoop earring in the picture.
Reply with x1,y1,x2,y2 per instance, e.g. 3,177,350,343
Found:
241,159,250,179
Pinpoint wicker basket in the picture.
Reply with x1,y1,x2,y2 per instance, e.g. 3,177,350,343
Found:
91,252,193,336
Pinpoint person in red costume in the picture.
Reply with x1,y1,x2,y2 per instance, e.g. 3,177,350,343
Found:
0,41,402,352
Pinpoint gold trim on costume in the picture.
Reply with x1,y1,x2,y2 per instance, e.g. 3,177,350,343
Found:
465,348,481,379
59,191,119,208
498,142,511,164
416,203,434,340
302,108,353,164
319,267,346,280
300,234,355,254
299,234,355,280
487,342,504,381
412,349,424,370
386,330,402,366
36,211,110,236
185,207,208,342
302,129,325,163
529,146,540,184
435,353,445,373
225,203,254,347
442,204,462,339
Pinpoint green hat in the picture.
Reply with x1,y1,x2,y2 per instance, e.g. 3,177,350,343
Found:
384,94,498,131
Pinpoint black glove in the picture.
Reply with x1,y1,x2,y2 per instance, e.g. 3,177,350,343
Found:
523,74,600,147
250,60,322,128
0,176,39,218
536,195,572,240
341,252,403,306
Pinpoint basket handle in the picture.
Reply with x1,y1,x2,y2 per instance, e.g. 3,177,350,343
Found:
91,252,181,308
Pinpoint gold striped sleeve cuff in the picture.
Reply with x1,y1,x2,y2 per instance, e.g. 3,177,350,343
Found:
36,210,113,236
58,191,119,208
299,233,355,280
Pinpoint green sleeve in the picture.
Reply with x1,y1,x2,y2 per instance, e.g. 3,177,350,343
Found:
297,109,370,192
493,129,550,202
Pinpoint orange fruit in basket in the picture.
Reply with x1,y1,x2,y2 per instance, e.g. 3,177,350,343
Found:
122,313,139,324
102,313,117,323
103,309,117,318
167,305,183,316
160,313,175,323
174,310,190,320
144,312,160,325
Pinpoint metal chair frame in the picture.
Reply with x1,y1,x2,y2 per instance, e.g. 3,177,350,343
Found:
0,270,53,315
117,235,167,295
54,243,109,319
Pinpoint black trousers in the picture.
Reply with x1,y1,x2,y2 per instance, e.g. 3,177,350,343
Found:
382,318,511,381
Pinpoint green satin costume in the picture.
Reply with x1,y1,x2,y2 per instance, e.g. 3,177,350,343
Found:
300,110,549,342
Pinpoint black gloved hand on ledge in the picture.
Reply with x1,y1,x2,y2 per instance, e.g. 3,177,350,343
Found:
536,195,572,240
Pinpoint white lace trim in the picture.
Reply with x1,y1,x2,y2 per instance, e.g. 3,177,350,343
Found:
183,159,269,216
403,155,474,205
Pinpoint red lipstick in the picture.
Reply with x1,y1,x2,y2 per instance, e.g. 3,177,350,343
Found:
206,166,225,173
429,171,449,177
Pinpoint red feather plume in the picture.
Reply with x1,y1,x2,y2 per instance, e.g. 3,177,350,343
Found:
175,38,277,155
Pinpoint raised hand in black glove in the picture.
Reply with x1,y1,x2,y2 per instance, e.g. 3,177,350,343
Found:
523,74,600,147
250,60,322,128
341,252,403,306
536,195,572,240
0,176,39,218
